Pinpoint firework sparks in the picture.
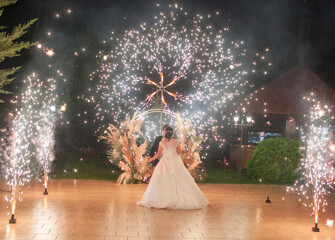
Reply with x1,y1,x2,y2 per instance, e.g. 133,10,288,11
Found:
288,93,335,231
36,121,55,195
3,106,35,221
44,48,55,57
38,45,55,58
35,80,56,195
144,72,184,106
2,73,58,220
326,219,334,228
85,4,270,144
33,75,57,195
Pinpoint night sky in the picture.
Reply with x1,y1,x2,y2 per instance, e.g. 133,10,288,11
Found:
1,0,335,185
2,0,335,91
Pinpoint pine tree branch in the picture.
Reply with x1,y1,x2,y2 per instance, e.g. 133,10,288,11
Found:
0,66,19,86
9,19,37,41
0,19,37,62
0,0,36,102
0,0,17,9
0,40,36,62
0,67,19,101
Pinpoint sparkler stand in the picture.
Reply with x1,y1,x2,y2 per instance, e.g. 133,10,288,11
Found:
312,223,320,232
265,196,271,203
9,214,16,224
43,167,48,195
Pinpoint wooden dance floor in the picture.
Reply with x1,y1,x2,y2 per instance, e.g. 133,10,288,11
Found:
0,180,334,240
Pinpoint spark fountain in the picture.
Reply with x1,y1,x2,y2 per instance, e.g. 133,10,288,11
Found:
36,121,56,195
3,73,58,222
35,77,57,195
289,93,335,232
4,112,34,224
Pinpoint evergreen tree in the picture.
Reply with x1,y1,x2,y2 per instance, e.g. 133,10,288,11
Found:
0,0,37,102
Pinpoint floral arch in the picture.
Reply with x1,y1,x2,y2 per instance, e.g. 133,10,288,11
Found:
99,110,206,184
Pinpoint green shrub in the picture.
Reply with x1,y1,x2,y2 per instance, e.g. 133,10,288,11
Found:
246,138,301,184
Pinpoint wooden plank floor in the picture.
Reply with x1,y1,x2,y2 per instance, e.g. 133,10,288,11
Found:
0,180,334,240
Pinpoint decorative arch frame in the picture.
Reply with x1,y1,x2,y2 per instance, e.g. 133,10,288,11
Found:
135,108,180,121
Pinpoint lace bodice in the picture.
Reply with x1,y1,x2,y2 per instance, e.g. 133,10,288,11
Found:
159,139,178,156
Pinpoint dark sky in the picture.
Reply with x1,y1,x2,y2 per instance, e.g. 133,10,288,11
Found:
2,0,335,87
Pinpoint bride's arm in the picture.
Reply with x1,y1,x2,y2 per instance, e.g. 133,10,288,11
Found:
177,143,182,155
148,144,163,162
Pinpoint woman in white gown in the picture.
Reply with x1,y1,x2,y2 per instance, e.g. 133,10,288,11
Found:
137,127,208,209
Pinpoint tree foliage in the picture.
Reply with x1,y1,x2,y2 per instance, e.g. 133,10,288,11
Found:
247,138,301,184
0,0,37,102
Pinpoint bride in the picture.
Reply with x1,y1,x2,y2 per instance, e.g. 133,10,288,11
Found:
137,126,208,209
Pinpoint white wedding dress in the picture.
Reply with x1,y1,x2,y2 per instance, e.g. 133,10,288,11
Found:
137,140,209,209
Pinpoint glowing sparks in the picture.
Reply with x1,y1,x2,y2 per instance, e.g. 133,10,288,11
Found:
60,104,67,112
44,48,55,57
289,93,335,228
326,219,334,228
145,72,184,106
86,4,271,144
2,73,58,217
37,45,55,58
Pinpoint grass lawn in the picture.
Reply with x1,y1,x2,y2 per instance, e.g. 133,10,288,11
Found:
52,156,120,181
52,156,264,184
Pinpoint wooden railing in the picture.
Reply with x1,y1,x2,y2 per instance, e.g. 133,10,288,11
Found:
229,144,257,169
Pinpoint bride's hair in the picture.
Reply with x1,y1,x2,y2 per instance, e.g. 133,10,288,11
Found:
164,126,173,140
